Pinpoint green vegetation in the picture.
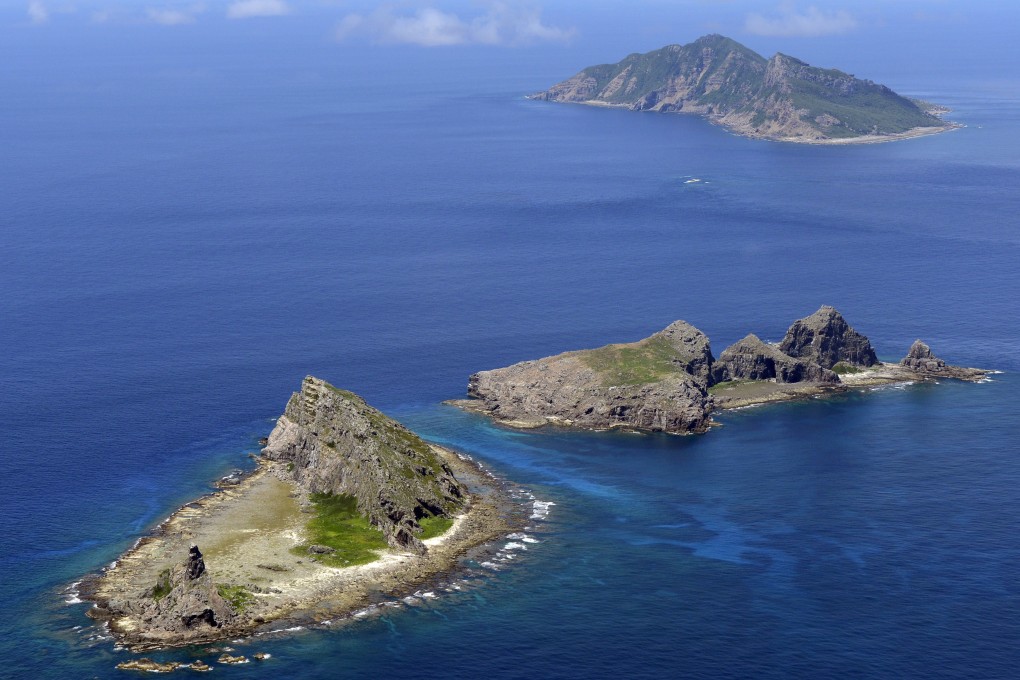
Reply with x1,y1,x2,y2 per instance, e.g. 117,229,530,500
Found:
216,584,255,612
293,493,389,567
579,335,682,386
418,516,454,540
832,362,863,375
789,75,939,135
708,379,750,393
152,568,172,601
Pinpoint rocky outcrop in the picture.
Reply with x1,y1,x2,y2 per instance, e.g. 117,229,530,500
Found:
136,546,234,638
464,321,715,434
900,340,986,380
533,34,950,143
779,306,879,369
456,306,990,434
262,377,465,554
711,334,838,384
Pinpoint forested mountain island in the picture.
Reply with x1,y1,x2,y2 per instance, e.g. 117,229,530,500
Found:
531,34,957,143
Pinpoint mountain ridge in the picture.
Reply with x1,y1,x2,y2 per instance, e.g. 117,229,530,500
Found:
532,34,955,143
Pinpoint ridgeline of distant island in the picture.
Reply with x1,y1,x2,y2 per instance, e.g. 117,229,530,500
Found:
530,34,958,144
451,306,988,435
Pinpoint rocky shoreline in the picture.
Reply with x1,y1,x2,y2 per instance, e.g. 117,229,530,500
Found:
79,379,529,652
451,307,989,435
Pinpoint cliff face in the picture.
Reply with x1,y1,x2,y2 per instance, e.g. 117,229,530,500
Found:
263,377,464,554
779,306,879,369
466,321,715,434
712,333,838,384
456,306,990,435
533,34,947,142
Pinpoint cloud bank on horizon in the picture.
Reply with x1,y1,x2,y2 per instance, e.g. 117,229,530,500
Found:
334,3,575,47
744,4,859,38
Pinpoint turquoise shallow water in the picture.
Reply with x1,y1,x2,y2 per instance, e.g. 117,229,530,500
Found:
2,41,1020,679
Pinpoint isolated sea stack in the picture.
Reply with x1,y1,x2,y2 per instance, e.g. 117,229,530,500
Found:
532,34,953,143
453,306,988,435
900,340,986,380
263,376,465,554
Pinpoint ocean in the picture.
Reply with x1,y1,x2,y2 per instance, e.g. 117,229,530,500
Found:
2,34,1020,679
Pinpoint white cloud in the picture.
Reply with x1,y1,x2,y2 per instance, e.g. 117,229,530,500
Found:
227,0,290,19
336,2,575,47
27,0,48,24
744,4,858,37
147,7,200,26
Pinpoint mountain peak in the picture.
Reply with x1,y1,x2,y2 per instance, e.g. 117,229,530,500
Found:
533,35,953,143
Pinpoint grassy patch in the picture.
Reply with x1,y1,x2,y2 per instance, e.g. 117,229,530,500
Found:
292,493,389,568
832,362,863,375
708,379,750,393
216,584,255,612
579,336,682,386
418,516,454,540
152,568,172,601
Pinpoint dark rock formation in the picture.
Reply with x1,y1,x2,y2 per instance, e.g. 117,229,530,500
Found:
456,306,989,436
139,545,234,636
533,34,950,142
900,340,986,380
779,306,878,369
712,334,838,384
464,321,715,435
262,377,465,554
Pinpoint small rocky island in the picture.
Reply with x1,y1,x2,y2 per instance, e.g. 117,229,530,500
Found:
532,34,956,144
81,377,519,650
451,306,987,435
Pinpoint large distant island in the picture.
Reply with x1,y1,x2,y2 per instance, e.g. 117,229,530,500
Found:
531,34,956,144
451,307,987,435
82,377,522,652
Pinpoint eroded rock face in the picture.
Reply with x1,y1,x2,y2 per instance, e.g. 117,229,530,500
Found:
779,306,879,369
465,321,715,435
900,340,986,380
712,334,838,384
262,377,465,554
656,320,716,385
138,545,234,636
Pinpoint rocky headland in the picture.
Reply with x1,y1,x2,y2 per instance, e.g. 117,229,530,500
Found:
532,34,957,144
81,377,523,650
451,306,988,435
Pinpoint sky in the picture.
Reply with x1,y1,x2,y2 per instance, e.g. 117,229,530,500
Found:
3,1,1019,91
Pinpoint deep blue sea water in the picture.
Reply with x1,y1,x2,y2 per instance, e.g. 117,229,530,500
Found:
2,41,1020,679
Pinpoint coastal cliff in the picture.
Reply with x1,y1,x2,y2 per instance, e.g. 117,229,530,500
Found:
453,307,987,434
262,377,465,554
532,34,954,143
465,320,715,434
81,378,519,650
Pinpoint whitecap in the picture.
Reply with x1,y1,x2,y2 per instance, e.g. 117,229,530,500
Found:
530,500,555,520
503,542,527,551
